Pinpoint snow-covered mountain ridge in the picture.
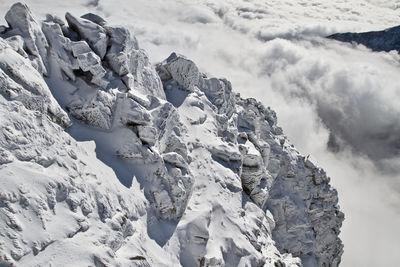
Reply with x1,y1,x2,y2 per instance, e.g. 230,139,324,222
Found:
328,25,400,54
0,3,343,267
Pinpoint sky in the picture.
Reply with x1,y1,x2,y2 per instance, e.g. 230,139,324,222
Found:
1,0,400,266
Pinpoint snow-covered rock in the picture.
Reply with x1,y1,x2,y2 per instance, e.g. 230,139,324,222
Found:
0,4,343,267
158,53,235,114
105,25,165,99
158,52,344,266
0,38,70,128
65,12,108,59
2,3,48,75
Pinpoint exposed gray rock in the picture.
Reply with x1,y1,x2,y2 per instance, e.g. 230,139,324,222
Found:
0,25,7,34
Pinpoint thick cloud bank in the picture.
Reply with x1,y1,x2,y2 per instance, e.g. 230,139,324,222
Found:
257,38,400,165
1,0,400,266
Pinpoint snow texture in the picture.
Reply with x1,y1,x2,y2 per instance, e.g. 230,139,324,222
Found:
0,3,343,267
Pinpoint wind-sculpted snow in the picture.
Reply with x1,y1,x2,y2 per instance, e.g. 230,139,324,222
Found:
0,38,69,128
0,3,343,267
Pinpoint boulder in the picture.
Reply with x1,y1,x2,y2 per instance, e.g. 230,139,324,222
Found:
4,2,49,75
42,21,78,80
158,53,200,91
65,12,108,59
158,53,235,114
137,125,157,146
104,25,165,99
162,152,187,169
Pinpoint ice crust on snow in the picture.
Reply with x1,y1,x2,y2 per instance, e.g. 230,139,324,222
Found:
0,3,343,267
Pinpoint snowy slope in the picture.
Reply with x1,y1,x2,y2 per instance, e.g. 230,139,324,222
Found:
0,3,344,267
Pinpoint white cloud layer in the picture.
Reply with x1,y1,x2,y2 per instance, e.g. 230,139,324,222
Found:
1,0,400,266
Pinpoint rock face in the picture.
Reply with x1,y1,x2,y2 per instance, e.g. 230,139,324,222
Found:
328,25,400,54
0,3,343,267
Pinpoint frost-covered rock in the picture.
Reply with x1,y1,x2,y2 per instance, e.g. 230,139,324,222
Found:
162,152,188,169
2,3,48,75
137,125,157,146
65,12,108,59
158,52,201,91
120,97,151,126
4,35,28,58
0,38,70,127
105,24,165,99
267,157,344,266
39,11,165,129
239,139,273,207
67,90,116,129
70,41,107,87
158,53,235,114
158,52,344,266
0,4,343,267
41,21,78,80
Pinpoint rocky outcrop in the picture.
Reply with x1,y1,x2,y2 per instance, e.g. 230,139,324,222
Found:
157,52,235,114
3,3,48,75
0,3,343,267
158,53,344,266
41,11,164,129
105,25,165,99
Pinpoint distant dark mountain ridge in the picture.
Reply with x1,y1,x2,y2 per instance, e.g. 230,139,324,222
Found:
328,25,400,53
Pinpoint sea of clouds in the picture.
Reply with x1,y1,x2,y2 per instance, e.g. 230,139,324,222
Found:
1,0,400,266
